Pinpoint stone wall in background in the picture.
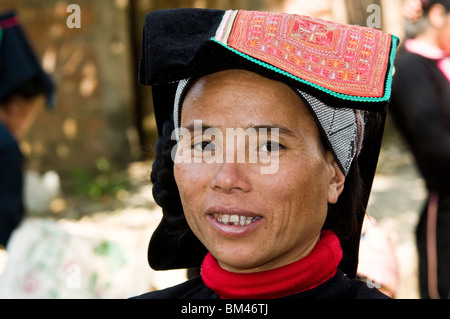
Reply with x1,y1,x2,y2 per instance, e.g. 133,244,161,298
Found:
0,0,137,176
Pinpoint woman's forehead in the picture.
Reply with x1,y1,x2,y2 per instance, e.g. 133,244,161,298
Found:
182,69,312,118
188,69,293,94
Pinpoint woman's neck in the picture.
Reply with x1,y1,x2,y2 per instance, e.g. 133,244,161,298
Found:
415,30,439,50
201,230,342,299
216,233,320,274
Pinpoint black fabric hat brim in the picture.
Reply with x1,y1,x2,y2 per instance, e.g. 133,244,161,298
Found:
148,216,208,270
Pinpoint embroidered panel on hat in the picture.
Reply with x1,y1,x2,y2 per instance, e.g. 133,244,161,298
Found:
213,10,396,101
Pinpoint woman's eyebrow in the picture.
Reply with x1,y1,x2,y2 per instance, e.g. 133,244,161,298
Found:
184,123,215,133
249,124,296,137
183,123,296,136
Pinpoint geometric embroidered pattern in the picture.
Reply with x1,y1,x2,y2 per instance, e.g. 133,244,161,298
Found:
214,10,395,100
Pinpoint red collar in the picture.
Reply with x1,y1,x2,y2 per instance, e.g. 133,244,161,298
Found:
201,230,342,299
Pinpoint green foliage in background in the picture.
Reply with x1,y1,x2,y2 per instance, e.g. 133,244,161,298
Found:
70,157,131,200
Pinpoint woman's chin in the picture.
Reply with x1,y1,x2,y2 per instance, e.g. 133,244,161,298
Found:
212,249,270,273
217,259,262,273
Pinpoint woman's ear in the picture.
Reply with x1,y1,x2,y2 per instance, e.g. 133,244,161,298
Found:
327,160,346,204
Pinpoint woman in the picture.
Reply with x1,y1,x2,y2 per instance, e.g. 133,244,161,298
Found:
0,11,54,248
390,0,450,299
136,9,398,299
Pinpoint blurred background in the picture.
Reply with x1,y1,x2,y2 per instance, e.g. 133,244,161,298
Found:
0,0,425,299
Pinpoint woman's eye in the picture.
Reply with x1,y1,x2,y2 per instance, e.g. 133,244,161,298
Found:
259,141,283,153
193,141,216,152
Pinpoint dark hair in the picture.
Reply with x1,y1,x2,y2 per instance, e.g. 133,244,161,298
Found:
150,121,187,229
0,75,47,106
326,111,385,274
422,0,450,13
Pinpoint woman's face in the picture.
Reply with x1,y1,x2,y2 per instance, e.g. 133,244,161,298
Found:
437,12,450,55
429,4,450,55
174,70,344,273
0,94,45,139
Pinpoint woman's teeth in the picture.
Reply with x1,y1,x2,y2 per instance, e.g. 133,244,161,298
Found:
214,214,261,226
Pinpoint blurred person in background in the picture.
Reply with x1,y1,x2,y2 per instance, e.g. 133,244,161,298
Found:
390,0,450,299
356,215,399,298
0,11,54,249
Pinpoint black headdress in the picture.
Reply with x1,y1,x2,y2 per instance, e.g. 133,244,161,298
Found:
139,8,398,278
0,11,54,107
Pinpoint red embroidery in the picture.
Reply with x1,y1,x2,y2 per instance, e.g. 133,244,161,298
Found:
218,11,392,98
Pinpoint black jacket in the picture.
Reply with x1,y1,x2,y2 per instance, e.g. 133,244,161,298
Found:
133,269,389,299
0,122,24,247
390,50,450,194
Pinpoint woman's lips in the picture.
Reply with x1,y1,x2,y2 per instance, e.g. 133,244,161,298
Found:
206,206,263,237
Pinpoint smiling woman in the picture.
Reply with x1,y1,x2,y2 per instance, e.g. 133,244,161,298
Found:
174,70,339,274
133,8,398,299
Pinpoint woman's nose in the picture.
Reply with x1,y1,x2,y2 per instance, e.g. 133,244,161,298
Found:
209,162,252,193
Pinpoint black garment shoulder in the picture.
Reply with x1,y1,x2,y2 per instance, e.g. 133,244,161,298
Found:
0,123,18,150
132,276,219,299
131,269,389,299
390,51,450,192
